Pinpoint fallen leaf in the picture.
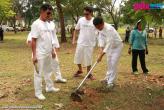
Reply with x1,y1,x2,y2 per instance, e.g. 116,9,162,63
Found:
54,103,64,110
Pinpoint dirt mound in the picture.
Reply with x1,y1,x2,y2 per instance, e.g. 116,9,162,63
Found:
70,88,102,110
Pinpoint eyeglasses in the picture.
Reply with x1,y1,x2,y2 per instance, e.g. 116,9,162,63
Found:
47,12,52,15
84,13,90,16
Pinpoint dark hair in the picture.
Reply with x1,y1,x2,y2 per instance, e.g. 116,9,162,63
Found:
40,4,53,11
84,6,93,13
93,16,104,26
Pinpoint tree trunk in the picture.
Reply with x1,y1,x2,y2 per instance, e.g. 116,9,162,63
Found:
28,17,32,29
0,17,4,25
13,16,17,34
110,12,118,30
147,22,149,38
114,23,118,30
55,0,67,43
71,13,78,24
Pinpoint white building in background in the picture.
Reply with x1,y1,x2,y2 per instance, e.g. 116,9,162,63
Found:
1,15,26,32
15,15,25,27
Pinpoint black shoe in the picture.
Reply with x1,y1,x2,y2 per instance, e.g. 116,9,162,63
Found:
144,71,150,75
74,71,83,77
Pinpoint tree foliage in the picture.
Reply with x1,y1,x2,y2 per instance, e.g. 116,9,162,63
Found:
94,0,124,30
0,0,15,24
122,0,164,26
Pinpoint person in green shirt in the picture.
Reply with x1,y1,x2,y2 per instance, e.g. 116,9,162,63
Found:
128,20,149,75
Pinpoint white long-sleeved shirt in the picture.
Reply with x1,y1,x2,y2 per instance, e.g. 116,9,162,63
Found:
98,23,122,53
48,21,60,48
26,32,32,44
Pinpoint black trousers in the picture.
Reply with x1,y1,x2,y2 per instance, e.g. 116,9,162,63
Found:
124,36,129,43
0,35,3,41
132,49,148,73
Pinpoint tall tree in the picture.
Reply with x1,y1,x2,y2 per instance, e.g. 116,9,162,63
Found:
0,0,15,24
11,0,23,33
63,0,97,24
23,0,44,28
95,0,124,30
55,0,67,43
64,0,86,23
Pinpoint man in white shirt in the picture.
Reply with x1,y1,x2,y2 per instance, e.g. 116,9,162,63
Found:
31,4,59,100
26,27,67,83
72,6,96,80
48,20,67,83
93,17,123,88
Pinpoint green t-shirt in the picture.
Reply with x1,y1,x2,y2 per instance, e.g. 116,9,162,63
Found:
129,29,148,50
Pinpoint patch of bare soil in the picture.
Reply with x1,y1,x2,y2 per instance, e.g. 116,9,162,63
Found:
0,78,32,103
154,96,164,110
69,88,102,110
146,96,164,110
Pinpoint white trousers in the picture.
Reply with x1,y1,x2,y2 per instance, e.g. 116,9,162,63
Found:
51,54,63,80
105,43,123,84
74,45,94,67
34,55,54,96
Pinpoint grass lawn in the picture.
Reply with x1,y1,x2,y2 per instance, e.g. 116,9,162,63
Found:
0,31,163,110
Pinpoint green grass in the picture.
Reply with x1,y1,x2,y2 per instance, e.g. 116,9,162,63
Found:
0,31,163,110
